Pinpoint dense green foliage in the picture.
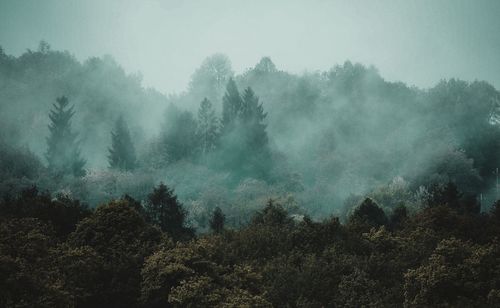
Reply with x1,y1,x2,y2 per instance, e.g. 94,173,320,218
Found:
1,185,500,307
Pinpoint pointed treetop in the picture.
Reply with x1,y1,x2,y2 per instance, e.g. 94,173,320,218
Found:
254,57,277,73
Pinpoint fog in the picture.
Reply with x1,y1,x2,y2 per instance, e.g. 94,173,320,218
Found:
1,0,500,227
2,0,500,93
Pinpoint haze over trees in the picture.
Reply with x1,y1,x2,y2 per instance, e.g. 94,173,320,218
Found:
0,41,500,306
46,96,86,177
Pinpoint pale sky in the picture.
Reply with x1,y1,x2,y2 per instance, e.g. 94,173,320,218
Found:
1,0,499,93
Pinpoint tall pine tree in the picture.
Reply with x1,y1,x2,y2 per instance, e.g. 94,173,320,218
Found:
46,96,86,177
108,116,137,171
145,183,194,240
217,85,272,180
240,87,272,178
221,78,243,132
240,87,268,148
197,98,219,156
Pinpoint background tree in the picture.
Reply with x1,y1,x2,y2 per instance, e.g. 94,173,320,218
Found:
108,116,137,171
209,206,225,233
161,104,198,163
188,53,233,105
221,78,243,132
145,183,194,240
240,87,269,150
197,98,219,156
45,96,86,177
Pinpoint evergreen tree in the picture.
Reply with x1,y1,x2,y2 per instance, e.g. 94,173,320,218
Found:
239,87,272,178
217,85,273,180
221,78,243,132
108,116,137,171
45,96,85,177
197,98,219,156
162,105,198,162
240,87,268,149
145,183,194,240
209,206,225,234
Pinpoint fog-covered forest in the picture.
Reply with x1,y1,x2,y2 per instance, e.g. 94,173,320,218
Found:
6,0,500,302
1,42,499,223
1,40,500,306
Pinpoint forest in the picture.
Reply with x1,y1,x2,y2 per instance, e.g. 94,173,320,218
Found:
1,42,500,307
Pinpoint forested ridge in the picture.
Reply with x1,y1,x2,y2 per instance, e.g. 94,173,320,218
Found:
1,42,500,307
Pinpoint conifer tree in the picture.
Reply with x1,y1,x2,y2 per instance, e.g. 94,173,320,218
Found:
45,96,85,176
221,78,243,132
108,116,137,171
240,87,268,149
209,206,225,234
197,98,219,156
145,183,194,240
162,105,198,162
217,85,273,180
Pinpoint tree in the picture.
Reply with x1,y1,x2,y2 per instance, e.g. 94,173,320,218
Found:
221,78,243,132
108,116,137,171
68,200,163,308
145,183,194,240
189,53,233,104
45,96,86,176
348,198,388,230
240,87,268,149
197,98,219,156
254,57,277,73
217,85,273,180
161,105,198,162
209,206,225,234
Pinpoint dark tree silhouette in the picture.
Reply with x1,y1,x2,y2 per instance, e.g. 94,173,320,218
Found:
145,183,193,240
209,206,225,233
348,198,388,228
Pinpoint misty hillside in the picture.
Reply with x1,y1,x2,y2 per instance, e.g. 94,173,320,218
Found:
3,0,500,306
2,41,500,307
1,43,499,221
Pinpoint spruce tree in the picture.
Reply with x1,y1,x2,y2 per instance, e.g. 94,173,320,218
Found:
197,98,219,156
145,183,194,240
162,106,198,162
240,87,268,149
221,78,242,132
209,206,225,234
46,96,85,177
240,87,272,178
108,116,137,171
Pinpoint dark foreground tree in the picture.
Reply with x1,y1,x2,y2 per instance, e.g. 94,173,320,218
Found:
108,116,137,171
145,183,194,240
348,198,388,230
45,96,85,176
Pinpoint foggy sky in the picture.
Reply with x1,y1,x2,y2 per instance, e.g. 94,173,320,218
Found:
1,0,500,94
